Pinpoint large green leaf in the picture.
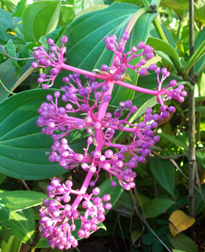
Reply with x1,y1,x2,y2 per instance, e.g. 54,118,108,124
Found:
194,27,205,74
142,198,175,218
9,208,35,244
0,60,34,103
184,40,205,75
0,235,21,252
22,1,61,43
0,199,10,225
0,89,87,180
0,9,14,42
167,233,198,252
0,190,47,212
59,3,157,105
150,158,175,199
147,37,181,71
73,0,104,15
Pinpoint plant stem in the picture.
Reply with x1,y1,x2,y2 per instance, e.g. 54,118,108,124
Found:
188,0,196,218
153,18,168,43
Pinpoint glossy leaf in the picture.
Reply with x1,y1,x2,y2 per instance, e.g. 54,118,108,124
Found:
113,191,133,216
73,0,104,15
0,9,15,42
0,235,22,252
0,190,47,212
9,208,35,244
152,241,163,252
0,60,34,103
184,40,205,75
147,37,181,71
60,3,157,105
194,27,205,74
167,233,198,252
159,132,188,151
12,0,27,17
150,157,175,199
142,198,175,218
0,199,10,224
22,1,61,43
169,210,195,237
0,89,87,180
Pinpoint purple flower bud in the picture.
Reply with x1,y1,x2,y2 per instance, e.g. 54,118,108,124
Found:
149,64,157,71
47,38,54,45
31,62,38,68
168,106,176,113
169,80,177,87
92,187,100,195
139,68,148,76
100,65,109,71
117,44,124,52
138,41,145,49
104,94,111,102
61,36,68,43
111,181,117,187
139,59,146,65
105,150,113,158
146,52,154,59
91,81,99,90
130,105,137,113
122,32,130,40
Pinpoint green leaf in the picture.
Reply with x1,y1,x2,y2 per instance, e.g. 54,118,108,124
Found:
1,235,21,252
0,199,10,224
142,198,175,218
113,191,133,216
22,1,61,43
98,176,124,214
0,9,14,42
0,190,47,212
0,172,5,184
73,0,104,15
194,27,205,74
60,3,157,105
0,227,12,242
9,208,35,244
184,40,205,75
167,233,198,252
0,89,87,180
6,39,16,58
158,132,188,151
173,250,186,252
150,157,175,199
0,60,33,103
152,241,163,252
147,37,182,72
142,233,156,245
12,0,27,18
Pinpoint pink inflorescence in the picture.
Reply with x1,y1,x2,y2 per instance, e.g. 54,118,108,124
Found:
39,178,111,250
34,34,187,249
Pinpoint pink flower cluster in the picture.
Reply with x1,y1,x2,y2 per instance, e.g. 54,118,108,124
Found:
33,33,186,249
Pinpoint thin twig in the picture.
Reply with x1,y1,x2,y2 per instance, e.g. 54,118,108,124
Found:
129,191,172,252
21,180,30,191
0,44,34,60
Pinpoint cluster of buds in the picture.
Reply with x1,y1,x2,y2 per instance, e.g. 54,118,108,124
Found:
33,33,187,249
39,178,111,250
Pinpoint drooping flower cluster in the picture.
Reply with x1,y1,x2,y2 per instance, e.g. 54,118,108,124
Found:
39,178,111,249
33,33,187,249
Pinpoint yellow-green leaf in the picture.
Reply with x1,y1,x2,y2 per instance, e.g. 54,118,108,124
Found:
169,210,195,237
